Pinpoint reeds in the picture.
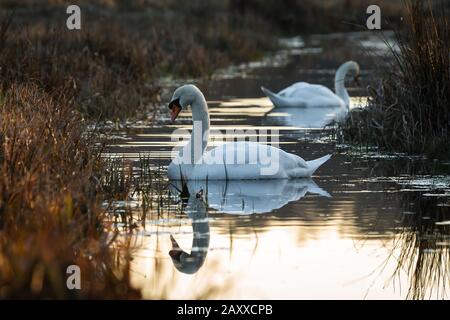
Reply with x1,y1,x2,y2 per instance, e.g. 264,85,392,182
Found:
390,192,450,299
0,83,141,298
340,1,450,158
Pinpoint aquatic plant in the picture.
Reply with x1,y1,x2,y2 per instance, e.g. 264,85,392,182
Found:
391,192,450,300
340,1,450,158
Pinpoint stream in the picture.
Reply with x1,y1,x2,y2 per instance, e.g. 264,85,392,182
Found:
107,31,450,299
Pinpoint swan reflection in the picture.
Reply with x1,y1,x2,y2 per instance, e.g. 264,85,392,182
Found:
169,195,210,274
168,179,330,274
170,178,330,214
264,106,347,129
387,193,450,299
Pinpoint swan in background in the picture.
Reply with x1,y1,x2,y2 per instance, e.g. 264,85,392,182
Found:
167,84,331,180
261,61,360,109
170,178,331,215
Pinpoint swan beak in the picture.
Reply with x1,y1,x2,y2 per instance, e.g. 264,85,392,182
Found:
353,75,361,86
168,99,182,123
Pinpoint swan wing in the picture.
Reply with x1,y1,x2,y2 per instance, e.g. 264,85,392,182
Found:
279,83,336,99
274,83,344,108
168,142,328,181
189,141,307,180
278,82,311,97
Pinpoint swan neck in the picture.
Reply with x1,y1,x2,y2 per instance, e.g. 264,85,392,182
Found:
190,96,210,163
174,199,209,274
334,64,351,108
190,199,210,257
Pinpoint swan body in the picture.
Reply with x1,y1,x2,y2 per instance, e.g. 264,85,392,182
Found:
167,141,331,180
261,61,360,109
167,84,331,181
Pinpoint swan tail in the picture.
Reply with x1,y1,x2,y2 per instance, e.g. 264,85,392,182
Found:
261,86,306,108
307,184,332,198
306,154,332,175
261,86,287,108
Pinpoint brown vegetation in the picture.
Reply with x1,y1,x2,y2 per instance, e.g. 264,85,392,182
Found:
340,1,450,158
0,0,276,120
0,83,140,298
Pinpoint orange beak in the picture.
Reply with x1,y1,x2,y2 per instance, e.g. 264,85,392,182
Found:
170,105,181,123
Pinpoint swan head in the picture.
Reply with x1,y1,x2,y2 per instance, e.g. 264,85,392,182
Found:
334,61,360,108
168,84,205,122
168,234,204,274
337,61,360,83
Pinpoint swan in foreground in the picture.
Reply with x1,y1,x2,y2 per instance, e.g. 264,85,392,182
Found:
261,61,360,109
167,84,331,180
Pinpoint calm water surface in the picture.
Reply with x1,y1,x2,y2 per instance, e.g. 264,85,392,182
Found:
107,32,450,299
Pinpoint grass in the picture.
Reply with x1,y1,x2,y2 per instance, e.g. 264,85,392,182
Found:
0,83,140,298
0,1,277,121
0,83,184,298
339,1,450,158
0,0,408,121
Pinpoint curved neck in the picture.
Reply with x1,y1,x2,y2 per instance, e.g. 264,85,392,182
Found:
189,95,210,164
334,63,354,108
189,199,210,261
171,198,210,274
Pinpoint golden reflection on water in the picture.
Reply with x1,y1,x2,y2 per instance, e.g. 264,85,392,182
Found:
130,224,409,299
118,177,449,300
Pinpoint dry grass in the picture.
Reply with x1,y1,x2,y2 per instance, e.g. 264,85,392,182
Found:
339,1,450,158
0,83,141,298
0,1,277,121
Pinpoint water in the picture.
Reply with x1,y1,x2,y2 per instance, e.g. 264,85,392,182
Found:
107,32,450,299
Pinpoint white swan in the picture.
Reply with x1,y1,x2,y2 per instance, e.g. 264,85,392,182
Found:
167,84,331,181
261,61,360,109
